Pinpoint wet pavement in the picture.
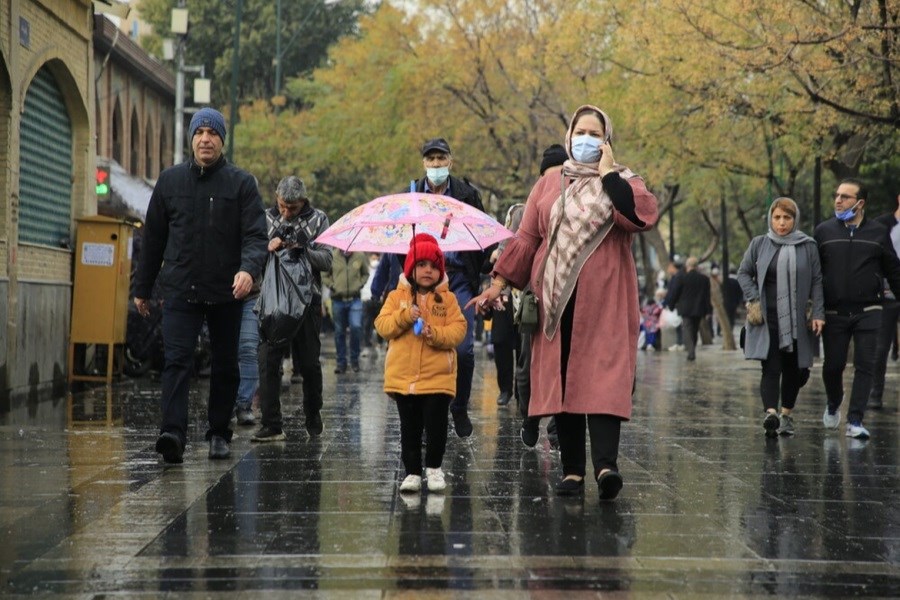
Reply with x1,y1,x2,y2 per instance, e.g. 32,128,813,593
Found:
2,338,899,598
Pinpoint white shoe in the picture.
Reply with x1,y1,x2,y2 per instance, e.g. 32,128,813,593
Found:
399,474,422,493
845,422,870,439
668,344,682,352
425,467,447,492
822,407,841,430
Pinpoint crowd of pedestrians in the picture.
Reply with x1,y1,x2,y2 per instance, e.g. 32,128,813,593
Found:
133,106,897,506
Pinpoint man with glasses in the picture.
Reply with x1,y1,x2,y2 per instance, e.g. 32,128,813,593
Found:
814,179,900,439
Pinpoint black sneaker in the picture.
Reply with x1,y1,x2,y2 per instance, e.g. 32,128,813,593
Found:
208,435,230,459
306,412,324,436
496,391,511,406
555,477,584,496
451,410,473,438
763,412,780,438
520,417,539,448
155,432,184,464
251,426,286,442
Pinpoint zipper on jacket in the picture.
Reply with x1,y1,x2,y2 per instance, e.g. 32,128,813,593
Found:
209,197,214,227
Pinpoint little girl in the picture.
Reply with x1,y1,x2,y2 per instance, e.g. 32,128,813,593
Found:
375,233,467,494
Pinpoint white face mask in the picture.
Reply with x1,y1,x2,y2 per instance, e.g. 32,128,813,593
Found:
426,166,450,186
571,135,602,163
370,259,379,269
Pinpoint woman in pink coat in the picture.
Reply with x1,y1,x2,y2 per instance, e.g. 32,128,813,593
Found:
469,105,658,501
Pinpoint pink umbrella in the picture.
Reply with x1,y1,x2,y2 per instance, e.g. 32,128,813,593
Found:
316,192,513,253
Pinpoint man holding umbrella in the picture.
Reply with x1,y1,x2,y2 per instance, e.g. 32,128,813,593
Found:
372,138,492,437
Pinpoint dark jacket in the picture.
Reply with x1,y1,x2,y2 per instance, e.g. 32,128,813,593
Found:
666,269,711,318
133,157,268,303
814,216,900,311
266,204,332,302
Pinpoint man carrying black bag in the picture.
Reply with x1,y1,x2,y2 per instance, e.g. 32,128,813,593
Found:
252,176,332,441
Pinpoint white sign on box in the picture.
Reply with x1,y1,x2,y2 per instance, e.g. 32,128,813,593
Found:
82,242,115,267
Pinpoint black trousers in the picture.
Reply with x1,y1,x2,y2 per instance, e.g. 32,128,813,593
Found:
393,393,451,476
260,304,323,430
160,297,242,446
556,285,622,476
870,300,900,403
822,309,881,423
760,324,807,412
516,330,533,420
556,413,622,477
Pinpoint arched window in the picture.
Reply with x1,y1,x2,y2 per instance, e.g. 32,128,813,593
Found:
145,117,154,177
130,109,140,174
111,100,122,164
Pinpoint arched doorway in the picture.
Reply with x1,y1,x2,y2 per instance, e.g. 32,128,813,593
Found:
144,116,154,178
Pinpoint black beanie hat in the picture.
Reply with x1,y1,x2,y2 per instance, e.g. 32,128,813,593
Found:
539,143,567,175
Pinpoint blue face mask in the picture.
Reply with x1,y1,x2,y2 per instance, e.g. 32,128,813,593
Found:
571,135,602,163
426,167,450,186
834,200,861,222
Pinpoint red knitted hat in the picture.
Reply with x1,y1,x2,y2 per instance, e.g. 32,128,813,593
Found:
403,233,445,280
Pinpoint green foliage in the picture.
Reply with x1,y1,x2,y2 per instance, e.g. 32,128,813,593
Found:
136,0,369,107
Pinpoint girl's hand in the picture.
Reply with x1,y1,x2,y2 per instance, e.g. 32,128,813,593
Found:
422,323,435,340
409,304,421,320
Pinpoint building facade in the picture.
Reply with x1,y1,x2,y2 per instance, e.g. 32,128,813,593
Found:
1,1,174,406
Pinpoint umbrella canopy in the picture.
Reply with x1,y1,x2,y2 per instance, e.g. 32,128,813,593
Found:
316,192,513,253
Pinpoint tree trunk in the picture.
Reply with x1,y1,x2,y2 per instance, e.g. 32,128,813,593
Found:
710,277,736,350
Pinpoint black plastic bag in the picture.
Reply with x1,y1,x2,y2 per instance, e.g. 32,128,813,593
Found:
256,250,314,345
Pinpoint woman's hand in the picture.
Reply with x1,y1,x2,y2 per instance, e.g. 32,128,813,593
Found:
598,143,615,177
811,319,825,336
465,285,502,316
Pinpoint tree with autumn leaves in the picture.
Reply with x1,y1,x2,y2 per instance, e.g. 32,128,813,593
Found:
137,0,898,267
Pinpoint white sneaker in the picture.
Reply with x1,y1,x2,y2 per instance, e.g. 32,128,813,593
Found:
822,407,841,430
668,344,682,352
845,422,871,439
399,474,422,493
425,467,447,492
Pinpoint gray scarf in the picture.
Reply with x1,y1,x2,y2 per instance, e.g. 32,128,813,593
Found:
766,199,813,351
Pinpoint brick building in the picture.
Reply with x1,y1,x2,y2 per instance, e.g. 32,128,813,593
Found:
1,1,174,405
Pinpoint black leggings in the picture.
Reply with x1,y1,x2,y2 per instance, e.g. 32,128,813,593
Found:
760,324,808,412
393,393,451,476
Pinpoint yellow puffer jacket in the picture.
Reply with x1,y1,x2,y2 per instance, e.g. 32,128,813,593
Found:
375,275,467,396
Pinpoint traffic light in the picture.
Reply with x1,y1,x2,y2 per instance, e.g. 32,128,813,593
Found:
96,165,110,200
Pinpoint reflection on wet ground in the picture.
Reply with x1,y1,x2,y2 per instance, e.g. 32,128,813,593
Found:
2,340,898,596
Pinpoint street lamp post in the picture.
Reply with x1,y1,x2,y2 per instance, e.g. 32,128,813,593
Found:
168,4,210,165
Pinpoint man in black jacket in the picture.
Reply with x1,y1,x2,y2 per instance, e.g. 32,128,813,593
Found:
133,107,268,463
664,256,711,361
815,179,900,439
869,192,900,410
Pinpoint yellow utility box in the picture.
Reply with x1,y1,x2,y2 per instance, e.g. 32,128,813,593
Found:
68,215,134,384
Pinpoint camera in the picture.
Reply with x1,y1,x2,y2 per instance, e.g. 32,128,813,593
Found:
275,223,309,249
